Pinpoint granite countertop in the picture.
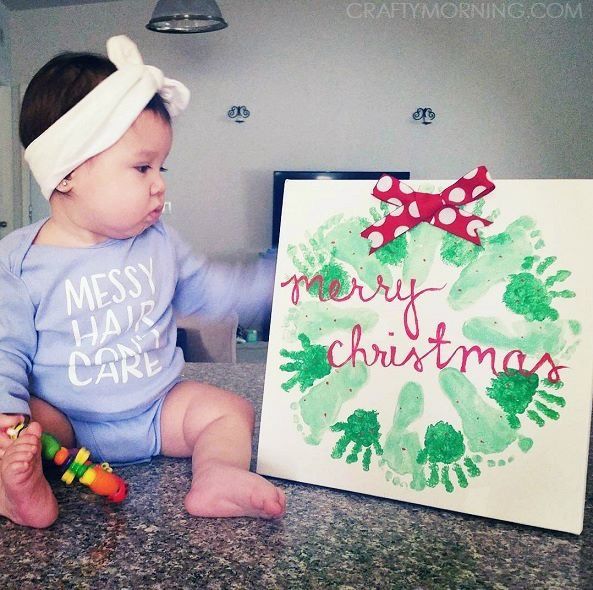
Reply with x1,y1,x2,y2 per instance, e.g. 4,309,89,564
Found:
1,363,592,589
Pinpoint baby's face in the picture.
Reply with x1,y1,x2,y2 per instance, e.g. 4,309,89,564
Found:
61,109,173,242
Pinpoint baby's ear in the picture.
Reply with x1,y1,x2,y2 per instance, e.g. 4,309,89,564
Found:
55,176,72,194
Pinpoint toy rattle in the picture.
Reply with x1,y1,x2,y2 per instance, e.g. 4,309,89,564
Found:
7,421,128,503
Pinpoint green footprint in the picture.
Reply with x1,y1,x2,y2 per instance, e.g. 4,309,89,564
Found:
503,255,575,322
486,369,566,429
410,194,498,276
294,363,369,445
284,301,379,340
378,182,442,287
438,368,518,454
402,224,443,287
487,456,516,468
462,317,580,358
330,409,384,471
417,421,481,492
381,382,426,490
448,216,537,310
324,213,396,289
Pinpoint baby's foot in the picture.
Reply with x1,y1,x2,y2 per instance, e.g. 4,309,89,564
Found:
186,462,286,519
0,422,58,528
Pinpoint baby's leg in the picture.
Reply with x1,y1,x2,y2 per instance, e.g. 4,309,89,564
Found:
0,399,73,528
29,397,75,447
160,381,286,518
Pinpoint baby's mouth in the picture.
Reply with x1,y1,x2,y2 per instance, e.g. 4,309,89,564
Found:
147,207,163,220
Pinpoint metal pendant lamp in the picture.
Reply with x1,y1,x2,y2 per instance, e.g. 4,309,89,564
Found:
146,0,228,33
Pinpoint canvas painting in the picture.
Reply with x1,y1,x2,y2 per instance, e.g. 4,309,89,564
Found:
257,171,593,534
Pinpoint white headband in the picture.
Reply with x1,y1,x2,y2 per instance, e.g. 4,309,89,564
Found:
24,35,190,199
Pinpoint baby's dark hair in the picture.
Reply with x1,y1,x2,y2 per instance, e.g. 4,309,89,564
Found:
19,51,171,149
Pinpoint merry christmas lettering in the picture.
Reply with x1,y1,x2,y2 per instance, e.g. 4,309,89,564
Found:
280,273,565,382
64,258,162,386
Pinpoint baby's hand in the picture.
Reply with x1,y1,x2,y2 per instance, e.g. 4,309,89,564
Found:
0,413,26,459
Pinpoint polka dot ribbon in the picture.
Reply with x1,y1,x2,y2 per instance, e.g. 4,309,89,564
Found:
361,166,496,254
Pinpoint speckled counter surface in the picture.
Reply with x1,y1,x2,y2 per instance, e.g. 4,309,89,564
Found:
1,363,592,589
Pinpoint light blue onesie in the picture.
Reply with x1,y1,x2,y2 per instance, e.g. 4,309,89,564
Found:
0,219,272,463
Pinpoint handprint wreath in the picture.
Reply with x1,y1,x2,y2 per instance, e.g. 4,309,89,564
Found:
278,178,578,493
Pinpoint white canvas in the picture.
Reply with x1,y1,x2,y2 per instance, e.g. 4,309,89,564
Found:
257,177,593,534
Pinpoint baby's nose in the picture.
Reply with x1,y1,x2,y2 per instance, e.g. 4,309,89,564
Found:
151,173,166,195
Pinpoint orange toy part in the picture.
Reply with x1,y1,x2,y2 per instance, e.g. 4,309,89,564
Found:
54,447,69,466
87,465,128,501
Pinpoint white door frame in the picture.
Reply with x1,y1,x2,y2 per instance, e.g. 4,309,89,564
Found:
0,84,14,236
0,84,29,237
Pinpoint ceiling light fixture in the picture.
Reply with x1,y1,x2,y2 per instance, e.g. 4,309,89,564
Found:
146,0,228,34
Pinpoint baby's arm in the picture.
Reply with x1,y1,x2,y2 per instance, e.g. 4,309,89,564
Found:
0,264,36,425
166,225,276,323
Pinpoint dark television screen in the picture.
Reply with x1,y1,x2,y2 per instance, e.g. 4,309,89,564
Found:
272,170,411,248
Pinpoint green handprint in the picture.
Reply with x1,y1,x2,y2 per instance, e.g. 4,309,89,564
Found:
503,255,575,321
486,369,565,428
279,333,331,392
417,421,481,492
440,200,490,268
330,409,383,471
287,236,350,299
362,202,409,266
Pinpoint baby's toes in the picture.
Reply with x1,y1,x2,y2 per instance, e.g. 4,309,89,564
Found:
12,442,38,457
261,486,286,518
262,497,284,518
7,449,34,466
16,432,40,449
4,454,34,481
7,446,37,465
274,487,287,515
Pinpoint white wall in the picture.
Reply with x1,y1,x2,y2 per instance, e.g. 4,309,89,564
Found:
0,1,10,83
9,0,593,258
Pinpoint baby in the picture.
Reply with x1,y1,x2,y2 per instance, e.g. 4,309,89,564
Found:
0,36,285,528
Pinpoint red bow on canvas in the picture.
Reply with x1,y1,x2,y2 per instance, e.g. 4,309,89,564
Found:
361,166,496,254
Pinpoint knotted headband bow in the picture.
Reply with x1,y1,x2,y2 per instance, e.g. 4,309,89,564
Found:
25,35,190,200
361,166,495,254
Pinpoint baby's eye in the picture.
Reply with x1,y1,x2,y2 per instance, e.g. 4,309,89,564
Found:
160,167,168,173
135,165,151,174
